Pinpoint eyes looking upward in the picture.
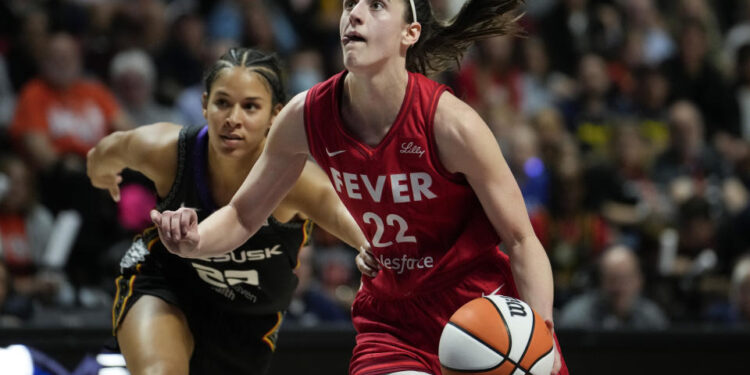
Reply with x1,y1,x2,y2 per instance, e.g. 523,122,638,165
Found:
344,0,387,13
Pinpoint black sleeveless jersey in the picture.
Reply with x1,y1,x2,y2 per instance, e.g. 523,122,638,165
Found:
120,125,312,314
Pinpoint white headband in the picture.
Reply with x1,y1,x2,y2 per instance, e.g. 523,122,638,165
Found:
409,0,417,23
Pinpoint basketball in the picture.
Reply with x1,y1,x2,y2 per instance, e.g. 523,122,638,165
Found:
439,295,554,375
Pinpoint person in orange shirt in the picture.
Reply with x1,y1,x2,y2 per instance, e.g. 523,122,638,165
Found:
10,32,132,169
9,32,133,293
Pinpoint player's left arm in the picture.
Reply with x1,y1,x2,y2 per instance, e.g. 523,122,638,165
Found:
433,92,554,324
285,161,371,251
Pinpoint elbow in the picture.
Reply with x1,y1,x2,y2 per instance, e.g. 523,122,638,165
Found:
504,231,540,258
229,200,259,235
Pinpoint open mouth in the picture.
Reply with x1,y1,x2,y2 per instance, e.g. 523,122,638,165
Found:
220,134,243,141
343,32,366,45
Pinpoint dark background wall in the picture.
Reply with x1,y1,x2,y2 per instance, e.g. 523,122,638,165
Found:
2,325,748,374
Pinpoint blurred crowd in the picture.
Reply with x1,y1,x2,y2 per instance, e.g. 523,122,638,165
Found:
1,0,750,331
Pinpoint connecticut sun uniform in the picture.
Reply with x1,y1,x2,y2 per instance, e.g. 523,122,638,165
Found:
113,125,312,374
305,71,523,375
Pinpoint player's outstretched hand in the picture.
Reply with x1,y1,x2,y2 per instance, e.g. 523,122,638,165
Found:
355,244,380,277
150,208,200,258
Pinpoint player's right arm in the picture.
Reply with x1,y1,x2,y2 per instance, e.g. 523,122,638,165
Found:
87,122,180,201
152,92,311,258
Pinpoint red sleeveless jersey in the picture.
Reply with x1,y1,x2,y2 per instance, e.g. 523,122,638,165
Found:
304,71,501,298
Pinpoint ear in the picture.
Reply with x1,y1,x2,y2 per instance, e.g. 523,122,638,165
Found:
403,22,422,47
201,92,208,120
269,103,284,126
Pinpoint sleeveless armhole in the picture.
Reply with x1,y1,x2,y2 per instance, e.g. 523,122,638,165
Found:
156,125,192,210
426,85,468,185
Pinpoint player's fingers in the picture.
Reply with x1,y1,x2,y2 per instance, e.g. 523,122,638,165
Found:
359,245,380,269
356,254,377,277
109,185,120,202
160,210,174,241
170,211,182,241
179,210,192,238
150,210,161,224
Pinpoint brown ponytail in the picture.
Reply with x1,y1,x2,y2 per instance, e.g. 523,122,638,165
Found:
405,0,524,75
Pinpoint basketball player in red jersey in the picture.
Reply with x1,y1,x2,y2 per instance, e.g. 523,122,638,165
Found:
152,1,567,374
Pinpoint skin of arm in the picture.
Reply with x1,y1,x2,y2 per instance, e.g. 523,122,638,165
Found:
433,92,555,324
285,161,369,250
86,122,180,201
169,92,323,257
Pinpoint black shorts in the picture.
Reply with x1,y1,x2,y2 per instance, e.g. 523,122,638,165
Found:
112,269,283,375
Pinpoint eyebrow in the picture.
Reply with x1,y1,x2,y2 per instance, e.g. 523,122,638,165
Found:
213,91,264,101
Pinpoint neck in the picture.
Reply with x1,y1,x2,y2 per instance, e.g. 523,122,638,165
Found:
207,139,265,205
342,65,409,145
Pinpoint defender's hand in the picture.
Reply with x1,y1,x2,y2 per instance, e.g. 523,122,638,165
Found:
150,208,200,257
89,171,122,202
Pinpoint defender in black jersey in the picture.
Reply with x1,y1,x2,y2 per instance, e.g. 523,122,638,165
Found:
87,48,369,375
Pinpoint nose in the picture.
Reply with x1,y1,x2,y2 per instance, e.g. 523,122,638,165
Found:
226,104,243,127
348,2,365,26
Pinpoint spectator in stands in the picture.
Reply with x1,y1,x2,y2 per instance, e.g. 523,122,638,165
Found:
584,122,667,252
506,123,550,214
0,154,59,302
0,261,33,326
109,49,182,126
10,32,131,292
562,53,624,156
10,32,132,170
519,37,574,117
538,134,612,297
621,0,675,66
454,34,522,139
288,47,326,95
540,0,595,76
662,17,735,140
632,66,671,153
156,14,205,103
558,244,669,330
652,100,730,201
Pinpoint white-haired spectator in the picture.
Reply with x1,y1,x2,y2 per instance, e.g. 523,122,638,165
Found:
110,49,183,126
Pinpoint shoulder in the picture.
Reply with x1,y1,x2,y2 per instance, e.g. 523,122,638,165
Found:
123,122,182,170
286,90,308,114
433,91,484,141
132,122,182,148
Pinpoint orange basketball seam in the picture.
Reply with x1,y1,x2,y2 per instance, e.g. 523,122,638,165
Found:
441,322,512,372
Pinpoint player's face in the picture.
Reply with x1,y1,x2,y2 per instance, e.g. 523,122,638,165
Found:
340,0,412,71
202,67,280,158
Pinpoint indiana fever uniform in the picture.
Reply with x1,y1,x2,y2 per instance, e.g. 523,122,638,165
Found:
305,72,568,375
112,125,312,375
